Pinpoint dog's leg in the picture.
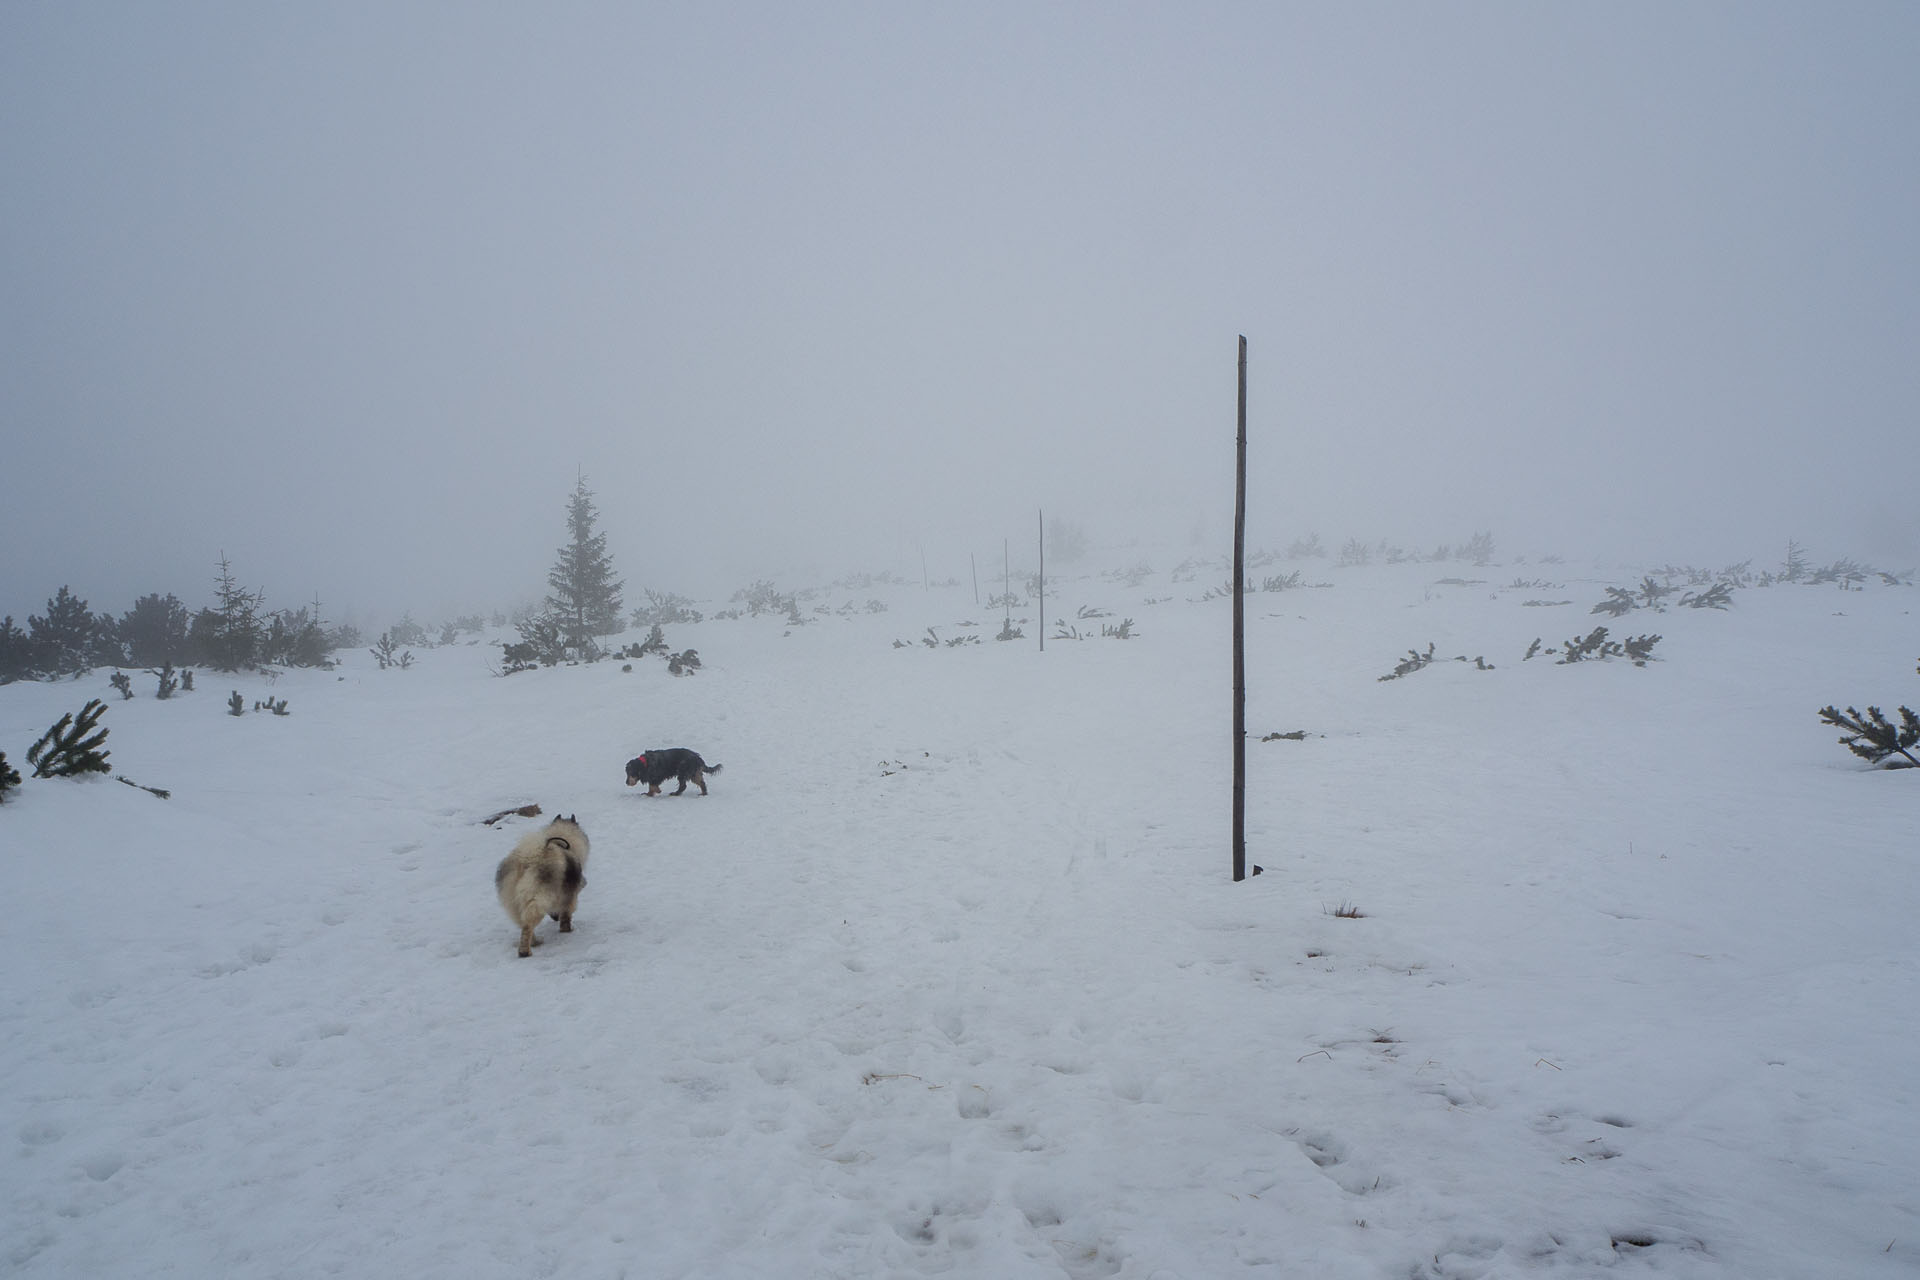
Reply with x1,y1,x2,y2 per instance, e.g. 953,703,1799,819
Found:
558,911,573,932
672,777,688,795
694,772,708,795
517,924,536,957
648,782,662,796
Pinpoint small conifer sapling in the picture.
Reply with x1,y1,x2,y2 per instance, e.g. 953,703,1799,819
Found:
1817,705,1920,770
27,699,112,778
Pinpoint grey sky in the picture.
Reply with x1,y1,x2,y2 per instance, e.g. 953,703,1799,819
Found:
4,3,1916,627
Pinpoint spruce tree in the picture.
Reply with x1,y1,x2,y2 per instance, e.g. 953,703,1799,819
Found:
197,554,265,671
545,475,625,647
0,750,20,801
0,616,29,683
119,593,191,667
28,586,98,676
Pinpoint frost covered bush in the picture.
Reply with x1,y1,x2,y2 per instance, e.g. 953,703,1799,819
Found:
632,590,703,627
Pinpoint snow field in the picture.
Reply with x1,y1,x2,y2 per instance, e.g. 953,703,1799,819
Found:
2,560,1915,1277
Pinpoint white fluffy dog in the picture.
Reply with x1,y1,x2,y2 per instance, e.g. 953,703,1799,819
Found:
494,814,589,958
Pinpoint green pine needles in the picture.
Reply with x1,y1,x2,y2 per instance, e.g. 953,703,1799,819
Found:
1818,704,1920,770
27,699,112,778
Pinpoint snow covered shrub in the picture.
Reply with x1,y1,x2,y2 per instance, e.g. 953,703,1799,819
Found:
1378,644,1494,681
1637,576,1675,610
28,586,103,677
735,580,794,617
1287,533,1326,560
118,592,191,667
253,696,290,716
1817,704,1919,770
386,615,431,648
618,625,668,659
368,632,414,670
1336,538,1371,568
0,615,30,683
262,604,332,668
1460,531,1496,566
1540,627,1661,666
226,691,246,717
1804,558,1870,589
1378,644,1436,680
1781,539,1810,582
0,751,21,801
501,612,566,672
666,648,701,675
27,699,111,778
632,590,703,627
1591,587,1636,618
1679,583,1734,609
109,671,134,699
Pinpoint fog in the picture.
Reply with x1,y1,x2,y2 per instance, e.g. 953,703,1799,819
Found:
4,3,1916,629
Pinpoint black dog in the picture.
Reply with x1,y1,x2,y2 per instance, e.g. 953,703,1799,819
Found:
624,748,723,796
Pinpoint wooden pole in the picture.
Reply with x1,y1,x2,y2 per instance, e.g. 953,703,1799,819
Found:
1038,509,1046,651
1233,336,1248,882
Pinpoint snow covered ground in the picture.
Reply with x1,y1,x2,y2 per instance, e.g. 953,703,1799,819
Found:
2,555,1915,1278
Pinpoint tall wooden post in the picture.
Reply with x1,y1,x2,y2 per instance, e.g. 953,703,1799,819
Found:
1038,509,1046,651
1233,336,1248,882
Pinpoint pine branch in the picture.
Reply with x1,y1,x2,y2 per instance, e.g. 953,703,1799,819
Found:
1818,705,1920,769
26,699,112,778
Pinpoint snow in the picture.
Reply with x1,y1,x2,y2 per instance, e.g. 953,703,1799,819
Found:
2,558,1915,1278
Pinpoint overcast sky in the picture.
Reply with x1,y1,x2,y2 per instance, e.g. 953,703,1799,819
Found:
4,3,1916,626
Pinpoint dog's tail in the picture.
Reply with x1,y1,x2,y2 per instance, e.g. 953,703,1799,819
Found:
704,762,722,775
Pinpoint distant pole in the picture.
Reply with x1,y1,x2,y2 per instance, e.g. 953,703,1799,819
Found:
971,554,979,606
1233,336,1248,883
1037,508,1046,651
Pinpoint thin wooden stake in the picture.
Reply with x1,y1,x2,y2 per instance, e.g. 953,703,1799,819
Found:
1233,336,1248,883
1038,508,1046,651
